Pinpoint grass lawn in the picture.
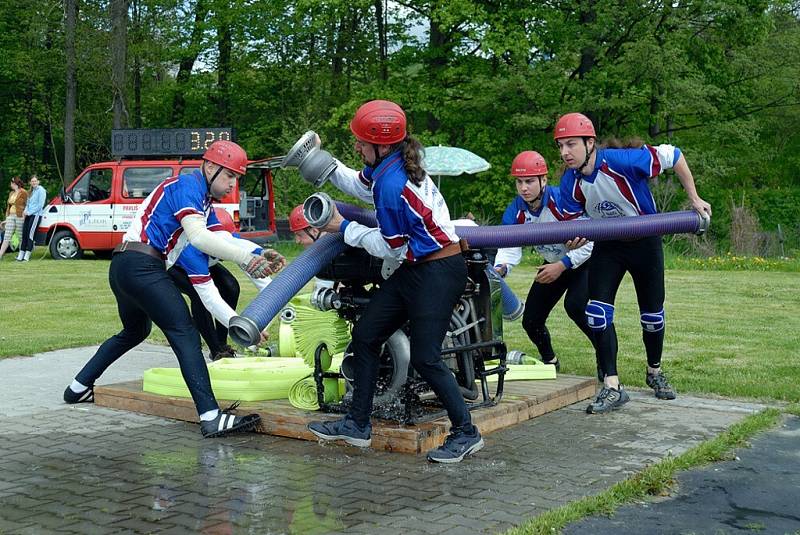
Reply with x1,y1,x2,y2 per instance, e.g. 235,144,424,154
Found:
1,247,798,404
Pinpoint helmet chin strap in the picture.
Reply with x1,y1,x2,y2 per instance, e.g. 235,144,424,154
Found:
203,162,225,201
577,138,595,175
527,177,545,211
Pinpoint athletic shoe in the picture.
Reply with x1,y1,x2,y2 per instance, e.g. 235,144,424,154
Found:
210,345,237,361
201,403,261,438
63,385,94,404
308,415,372,447
426,425,484,463
646,371,677,400
586,386,630,414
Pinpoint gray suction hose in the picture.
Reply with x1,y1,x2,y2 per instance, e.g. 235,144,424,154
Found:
229,232,348,346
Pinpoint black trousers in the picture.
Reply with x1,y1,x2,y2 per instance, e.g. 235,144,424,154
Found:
169,263,240,356
348,254,472,431
588,236,665,377
521,262,593,360
20,214,41,252
75,250,218,414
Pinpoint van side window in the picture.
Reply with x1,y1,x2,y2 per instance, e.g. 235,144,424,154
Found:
122,167,172,199
180,167,200,175
69,169,112,203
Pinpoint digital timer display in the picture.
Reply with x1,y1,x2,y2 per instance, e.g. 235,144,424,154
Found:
111,128,235,157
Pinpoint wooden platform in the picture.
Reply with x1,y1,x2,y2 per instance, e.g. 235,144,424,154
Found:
95,375,596,454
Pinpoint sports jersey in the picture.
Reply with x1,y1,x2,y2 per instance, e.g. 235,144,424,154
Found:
329,151,459,263
494,186,593,271
123,170,219,260
168,232,269,328
559,145,681,219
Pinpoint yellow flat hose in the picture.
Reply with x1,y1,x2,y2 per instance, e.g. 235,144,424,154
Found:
142,356,344,402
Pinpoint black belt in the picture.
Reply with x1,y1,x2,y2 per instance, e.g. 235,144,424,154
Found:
112,241,165,262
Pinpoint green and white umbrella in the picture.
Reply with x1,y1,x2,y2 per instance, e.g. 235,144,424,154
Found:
422,145,491,188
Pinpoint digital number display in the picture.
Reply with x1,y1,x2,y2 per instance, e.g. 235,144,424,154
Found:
111,128,234,157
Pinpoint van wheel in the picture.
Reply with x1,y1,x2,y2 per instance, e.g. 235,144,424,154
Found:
50,230,83,260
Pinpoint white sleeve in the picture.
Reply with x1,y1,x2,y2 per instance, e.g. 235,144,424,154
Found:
213,231,274,290
181,215,251,264
654,144,678,172
566,240,593,268
494,247,522,271
343,221,407,263
328,160,375,205
193,280,236,328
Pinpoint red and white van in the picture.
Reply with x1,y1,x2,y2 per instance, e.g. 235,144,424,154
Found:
36,128,280,259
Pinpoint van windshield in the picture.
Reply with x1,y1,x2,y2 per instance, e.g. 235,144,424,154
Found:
122,167,173,198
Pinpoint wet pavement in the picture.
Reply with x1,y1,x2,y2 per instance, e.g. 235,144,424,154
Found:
0,344,773,534
564,415,800,535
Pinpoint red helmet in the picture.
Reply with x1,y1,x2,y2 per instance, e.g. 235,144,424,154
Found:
289,204,310,232
203,140,248,175
553,113,596,140
510,151,548,177
349,100,407,145
213,207,237,234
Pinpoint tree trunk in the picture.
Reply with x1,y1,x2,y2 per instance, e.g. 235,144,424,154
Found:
172,0,208,124
426,19,448,132
64,0,78,185
111,0,129,129
375,0,387,81
131,0,142,128
216,17,231,125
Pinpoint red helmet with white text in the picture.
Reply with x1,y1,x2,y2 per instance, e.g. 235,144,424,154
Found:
510,151,548,177
203,140,248,175
553,113,596,140
349,100,407,145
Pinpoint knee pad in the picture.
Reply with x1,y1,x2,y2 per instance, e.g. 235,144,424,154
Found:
585,300,614,332
640,309,665,332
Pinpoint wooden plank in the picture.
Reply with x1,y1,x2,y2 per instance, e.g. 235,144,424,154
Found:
95,375,596,454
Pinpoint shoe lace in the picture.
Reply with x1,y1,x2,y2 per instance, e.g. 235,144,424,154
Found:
595,387,613,403
220,400,241,413
650,372,670,389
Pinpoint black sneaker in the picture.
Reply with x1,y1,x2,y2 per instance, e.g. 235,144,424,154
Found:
426,425,484,463
210,345,237,361
63,385,94,404
646,371,677,400
586,386,630,414
200,403,261,438
308,415,372,447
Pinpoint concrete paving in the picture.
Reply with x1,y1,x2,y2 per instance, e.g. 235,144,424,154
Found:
0,344,774,534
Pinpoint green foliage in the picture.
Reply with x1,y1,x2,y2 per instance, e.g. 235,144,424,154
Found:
0,0,799,249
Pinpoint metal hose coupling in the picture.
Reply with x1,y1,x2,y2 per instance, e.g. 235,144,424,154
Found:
303,192,335,229
310,286,341,311
281,130,336,187
229,315,262,347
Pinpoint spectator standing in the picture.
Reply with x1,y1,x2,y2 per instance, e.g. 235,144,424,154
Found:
17,175,46,262
0,177,27,259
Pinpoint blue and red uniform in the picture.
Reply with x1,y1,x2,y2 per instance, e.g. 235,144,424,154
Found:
327,151,474,433
494,187,595,365
73,169,228,415
558,144,681,378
